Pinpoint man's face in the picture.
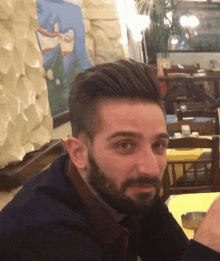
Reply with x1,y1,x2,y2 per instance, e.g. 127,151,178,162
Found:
85,100,169,215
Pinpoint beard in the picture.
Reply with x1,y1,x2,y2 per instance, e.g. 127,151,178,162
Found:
87,153,162,215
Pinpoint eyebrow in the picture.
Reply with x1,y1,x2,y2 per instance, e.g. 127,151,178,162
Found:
107,131,142,141
107,131,169,141
156,133,170,140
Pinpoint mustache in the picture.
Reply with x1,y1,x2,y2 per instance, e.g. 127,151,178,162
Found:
120,176,161,193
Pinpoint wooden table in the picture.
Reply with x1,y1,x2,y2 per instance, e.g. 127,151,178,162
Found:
167,192,220,239
0,139,65,191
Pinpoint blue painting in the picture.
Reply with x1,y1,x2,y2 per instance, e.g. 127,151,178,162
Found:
36,0,91,116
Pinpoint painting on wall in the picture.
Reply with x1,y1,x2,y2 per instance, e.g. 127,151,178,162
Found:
36,0,91,116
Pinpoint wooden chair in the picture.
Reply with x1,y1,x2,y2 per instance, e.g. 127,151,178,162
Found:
162,68,195,93
176,108,220,134
162,136,220,202
166,120,214,136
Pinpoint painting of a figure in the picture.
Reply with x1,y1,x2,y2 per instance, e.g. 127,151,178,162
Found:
36,0,91,116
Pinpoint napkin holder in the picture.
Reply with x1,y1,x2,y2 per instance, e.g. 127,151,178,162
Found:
181,125,191,137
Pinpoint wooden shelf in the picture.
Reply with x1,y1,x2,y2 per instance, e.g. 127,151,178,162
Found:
0,139,65,191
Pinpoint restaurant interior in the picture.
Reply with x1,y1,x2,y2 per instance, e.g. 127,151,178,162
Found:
1,0,220,240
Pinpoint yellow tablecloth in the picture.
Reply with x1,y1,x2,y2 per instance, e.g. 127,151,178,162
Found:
167,148,211,161
167,192,220,239
167,136,212,163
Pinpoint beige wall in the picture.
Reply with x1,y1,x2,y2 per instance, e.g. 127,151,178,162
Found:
0,0,129,169
0,0,53,169
81,0,127,65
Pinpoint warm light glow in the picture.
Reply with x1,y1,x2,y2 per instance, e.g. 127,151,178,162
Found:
136,15,150,31
114,0,128,47
180,15,199,28
164,11,172,27
126,15,150,42
115,0,150,44
126,14,150,31
180,15,189,27
171,37,178,45
190,16,200,27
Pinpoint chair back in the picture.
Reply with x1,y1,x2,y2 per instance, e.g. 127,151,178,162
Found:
162,136,220,201
176,108,220,134
166,120,214,136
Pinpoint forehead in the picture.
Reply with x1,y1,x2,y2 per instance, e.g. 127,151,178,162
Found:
94,99,166,138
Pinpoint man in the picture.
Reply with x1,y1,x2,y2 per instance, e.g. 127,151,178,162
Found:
0,59,220,260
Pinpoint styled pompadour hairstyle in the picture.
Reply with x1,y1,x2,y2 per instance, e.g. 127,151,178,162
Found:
69,59,164,140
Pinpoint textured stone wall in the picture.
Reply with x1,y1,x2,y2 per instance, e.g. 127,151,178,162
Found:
81,0,127,65
0,0,53,169
0,0,128,169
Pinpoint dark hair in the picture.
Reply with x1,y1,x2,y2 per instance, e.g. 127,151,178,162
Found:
69,59,164,140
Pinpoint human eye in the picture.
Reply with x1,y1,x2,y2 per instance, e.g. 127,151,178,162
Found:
115,140,137,154
152,140,168,154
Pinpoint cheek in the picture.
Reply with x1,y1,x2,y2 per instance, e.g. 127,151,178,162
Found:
158,156,167,176
96,151,134,171
97,157,133,184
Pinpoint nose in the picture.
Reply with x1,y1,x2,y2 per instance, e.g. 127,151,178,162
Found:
136,146,160,178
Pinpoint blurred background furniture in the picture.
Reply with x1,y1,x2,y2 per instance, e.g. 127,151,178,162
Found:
159,76,220,114
163,67,196,77
163,136,220,202
175,96,187,105
176,108,220,135
162,67,195,94
174,101,211,112
166,120,214,136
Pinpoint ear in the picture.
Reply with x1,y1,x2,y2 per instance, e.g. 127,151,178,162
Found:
65,136,88,170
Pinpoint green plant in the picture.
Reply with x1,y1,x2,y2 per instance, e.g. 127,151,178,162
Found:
136,0,186,59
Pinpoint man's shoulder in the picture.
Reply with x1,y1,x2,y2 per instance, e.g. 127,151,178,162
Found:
0,154,90,240
138,197,189,261
141,196,180,233
0,219,108,260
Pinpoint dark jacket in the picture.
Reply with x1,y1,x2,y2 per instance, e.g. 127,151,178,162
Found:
0,154,219,260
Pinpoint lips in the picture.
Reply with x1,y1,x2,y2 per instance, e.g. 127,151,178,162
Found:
120,176,161,194
128,185,155,192
129,183,155,188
